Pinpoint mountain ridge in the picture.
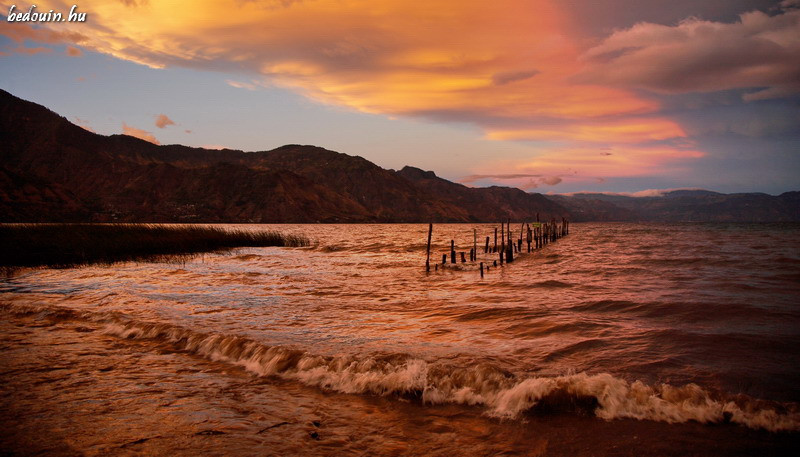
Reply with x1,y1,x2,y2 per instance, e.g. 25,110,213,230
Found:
0,89,568,222
1,88,797,223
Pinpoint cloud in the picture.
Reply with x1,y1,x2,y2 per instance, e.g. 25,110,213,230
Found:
65,46,82,57
467,141,705,190
122,123,159,144
9,0,738,189
226,80,258,91
226,79,271,91
515,143,704,178
492,69,540,86
0,19,87,55
459,173,563,189
15,0,682,146
540,176,562,186
560,187,709,197
8,45,52,55
459,173,543,184
486,116,686,143
73,117,94,132
155,114,175,129
577,8,800,101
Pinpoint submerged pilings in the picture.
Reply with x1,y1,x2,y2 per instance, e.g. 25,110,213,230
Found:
425,217,570,276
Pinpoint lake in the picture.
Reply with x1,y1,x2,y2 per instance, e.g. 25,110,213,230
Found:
1,223,799,455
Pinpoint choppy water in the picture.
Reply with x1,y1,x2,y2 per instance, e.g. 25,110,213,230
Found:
2,223,799,456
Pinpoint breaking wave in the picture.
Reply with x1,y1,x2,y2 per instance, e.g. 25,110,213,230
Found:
4,302,794,432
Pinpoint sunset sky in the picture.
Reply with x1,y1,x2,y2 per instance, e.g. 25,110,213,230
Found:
1,0,798,194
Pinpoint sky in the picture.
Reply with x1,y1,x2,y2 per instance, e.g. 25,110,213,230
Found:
1,0,798,195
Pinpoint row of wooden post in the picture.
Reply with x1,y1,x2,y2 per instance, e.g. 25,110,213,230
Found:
424,216,570,276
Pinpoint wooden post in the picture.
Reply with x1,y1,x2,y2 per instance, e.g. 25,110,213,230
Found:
461,252,466,263
480,262,484,278
494,227,498,253
500,223,505,257
485,236,489,254
526,224,532,253
507,230,514,263
451,240,456,264
442,253,447,265
473,229,477,261
425,223,432,272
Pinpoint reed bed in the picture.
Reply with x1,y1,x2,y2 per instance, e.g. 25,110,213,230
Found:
0,224,309,274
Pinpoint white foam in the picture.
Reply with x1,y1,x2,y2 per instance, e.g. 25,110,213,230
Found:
97,318,800,432
3,303,794,433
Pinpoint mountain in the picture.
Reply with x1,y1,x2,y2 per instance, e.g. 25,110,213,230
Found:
545,194,638,222
2,89,797,223
549,191,800,222
397,166,566,221
0,89,567,223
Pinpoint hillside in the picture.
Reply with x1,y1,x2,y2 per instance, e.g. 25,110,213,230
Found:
549,191,800,222
2,89,797,223
0,89,567,223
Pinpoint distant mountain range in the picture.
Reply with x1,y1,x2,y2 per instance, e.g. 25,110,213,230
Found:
1,89,798,223
549,190,800,222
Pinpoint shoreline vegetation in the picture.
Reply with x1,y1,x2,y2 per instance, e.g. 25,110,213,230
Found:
0,224,310,275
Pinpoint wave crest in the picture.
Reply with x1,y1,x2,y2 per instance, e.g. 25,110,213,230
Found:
3,302,798,432
100,318,800,432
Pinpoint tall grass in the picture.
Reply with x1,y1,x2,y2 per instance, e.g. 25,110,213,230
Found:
0,224,309,274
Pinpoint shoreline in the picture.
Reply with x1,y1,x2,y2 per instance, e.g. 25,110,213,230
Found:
0,223,309,275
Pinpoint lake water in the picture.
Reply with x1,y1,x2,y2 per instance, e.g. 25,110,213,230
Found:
1,223,799,456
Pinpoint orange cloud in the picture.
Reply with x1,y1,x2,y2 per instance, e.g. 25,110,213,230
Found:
7,0,719,186
7,45,52,55
487,117,687,143
65,46,82,57
73,117,95,133
155,114,175,129
14,0,678,142
463,140,705,189
122,123,159,145
0,18,87,54
516,144,705,179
